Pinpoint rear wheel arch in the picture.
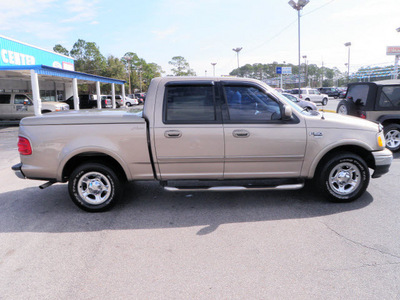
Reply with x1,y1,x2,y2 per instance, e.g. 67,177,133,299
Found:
62,152,128,183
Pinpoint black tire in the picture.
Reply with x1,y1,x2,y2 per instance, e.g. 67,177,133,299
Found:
41,110,52,114
384,124,400,152
317,152,370,203
126,102,132,107
322,98,328,106
305,98,310,101
116,103,120,108
68,163,121,212
336,101,349,115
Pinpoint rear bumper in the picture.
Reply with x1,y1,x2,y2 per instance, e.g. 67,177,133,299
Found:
371,148,393,178
12,163,26,179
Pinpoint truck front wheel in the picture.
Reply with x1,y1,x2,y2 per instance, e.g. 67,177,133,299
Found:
68,163,121,212
317,152,370,202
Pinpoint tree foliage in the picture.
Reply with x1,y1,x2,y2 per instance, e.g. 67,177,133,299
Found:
53,44,69,56
168,56,196,76
229,62,345,87
53,39,164,93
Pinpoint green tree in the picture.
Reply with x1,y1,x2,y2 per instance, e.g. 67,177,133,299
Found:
53,44,69,56
70,39,106,74
169,56,196,76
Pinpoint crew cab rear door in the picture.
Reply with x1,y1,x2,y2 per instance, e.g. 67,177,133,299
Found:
220,82,307,178
152,81,224,180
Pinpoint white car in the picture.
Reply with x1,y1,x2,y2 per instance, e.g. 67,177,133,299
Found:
124,96,139,106
0,93,69,120
291,88,329,105
281,93,317,111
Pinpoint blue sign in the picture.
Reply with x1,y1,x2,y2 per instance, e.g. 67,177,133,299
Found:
0,35,74,70
276,66,292,75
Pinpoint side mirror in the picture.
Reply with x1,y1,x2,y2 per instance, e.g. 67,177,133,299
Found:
283,104,293,120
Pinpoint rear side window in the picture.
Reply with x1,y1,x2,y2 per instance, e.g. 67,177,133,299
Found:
223,85,281,122
0,94,11,104
379,86,400,109
164,85,216,123
347,84,369,106
14,94,30,105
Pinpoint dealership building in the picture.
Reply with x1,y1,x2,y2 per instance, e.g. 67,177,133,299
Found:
0,35,126,115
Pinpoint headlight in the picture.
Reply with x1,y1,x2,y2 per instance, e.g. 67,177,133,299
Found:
377,132,385,148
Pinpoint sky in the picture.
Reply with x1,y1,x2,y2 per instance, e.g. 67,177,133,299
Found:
1,0,400,77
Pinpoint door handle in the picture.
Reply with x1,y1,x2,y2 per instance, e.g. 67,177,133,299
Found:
164,130,182,138
232,129,250,138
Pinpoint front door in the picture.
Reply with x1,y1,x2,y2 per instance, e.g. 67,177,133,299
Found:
12,94,34,119
221,83,307,179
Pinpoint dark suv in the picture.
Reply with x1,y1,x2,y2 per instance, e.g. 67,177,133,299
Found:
336,80,400,152
318,87,340,98
62,94,112,109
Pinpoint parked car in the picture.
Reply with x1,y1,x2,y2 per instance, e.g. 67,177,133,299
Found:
281,93,317,111
336,80,400,152
0,93,69,120
62,94,112,109
318,87,340,98
338,87,347,98
134,93,146,104
115,95,124,108
291,88,329,105
125,96,139,106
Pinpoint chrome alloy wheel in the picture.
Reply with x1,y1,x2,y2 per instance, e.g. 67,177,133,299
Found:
385,129,400,150
77,172,111,205
328,162,361,195
337,104,348,115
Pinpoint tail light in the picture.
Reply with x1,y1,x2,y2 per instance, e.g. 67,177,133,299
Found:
356,110,367,119
299,94,302,99
18,136,32,155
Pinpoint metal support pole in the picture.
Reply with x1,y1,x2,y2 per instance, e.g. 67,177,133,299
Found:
347,46,351,83
121,84,126,106
111,83,116,109
394,55,399,79
30,69,41,116
298,10,301,91
96,81,101,109
72,78,79,111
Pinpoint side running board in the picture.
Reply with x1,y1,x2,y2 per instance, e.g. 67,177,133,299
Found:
164,183,304,192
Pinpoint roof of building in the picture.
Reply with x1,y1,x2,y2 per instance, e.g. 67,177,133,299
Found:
0,65,126,85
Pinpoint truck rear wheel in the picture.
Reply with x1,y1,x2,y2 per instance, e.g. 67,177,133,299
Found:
317,152,369,202
68,163,121,212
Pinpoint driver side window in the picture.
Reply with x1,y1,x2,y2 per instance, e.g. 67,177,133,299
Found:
223,85,281,122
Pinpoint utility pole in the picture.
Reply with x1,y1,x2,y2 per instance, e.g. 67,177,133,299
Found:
232,47,243,73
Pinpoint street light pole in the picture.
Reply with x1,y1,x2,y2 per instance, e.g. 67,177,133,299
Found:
211,62,217,76
288,0,310,92
232,47,243,74
394,27,400,79
302,55,307,86
344,42,351,83
123,56,132,95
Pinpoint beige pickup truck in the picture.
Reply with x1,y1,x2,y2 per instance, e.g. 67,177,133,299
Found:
12,77,393,212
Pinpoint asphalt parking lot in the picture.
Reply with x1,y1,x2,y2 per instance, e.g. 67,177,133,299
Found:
1,109,400,299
